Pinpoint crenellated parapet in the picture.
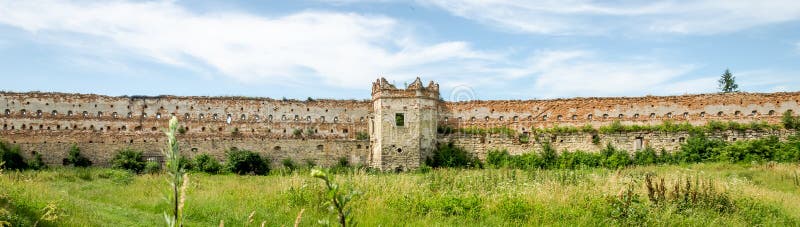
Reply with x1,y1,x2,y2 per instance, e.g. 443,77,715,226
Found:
371,77,440,101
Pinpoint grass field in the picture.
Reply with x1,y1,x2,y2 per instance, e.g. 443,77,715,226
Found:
1,163,799,226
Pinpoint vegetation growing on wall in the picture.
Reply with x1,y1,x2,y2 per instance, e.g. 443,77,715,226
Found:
486,132,800,171
62,144,92,167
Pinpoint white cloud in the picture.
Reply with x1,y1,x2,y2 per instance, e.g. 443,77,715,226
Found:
524,51,697,98
420,0,800,35
0,0,491,88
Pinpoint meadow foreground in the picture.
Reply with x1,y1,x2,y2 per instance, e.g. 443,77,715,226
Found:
1,163,799,226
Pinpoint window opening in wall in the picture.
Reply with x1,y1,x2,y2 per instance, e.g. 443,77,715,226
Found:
666,112,672,118
226,114,232,124
618,114,624,119
602,114,608,119
241,114,246,120
212,114,218,120
679,137,685,143
700,112,706,117
397,148,402,153
542,115,548,121
334,116,339,123
156,113,161,119
683,112,689,118
717,111,723,117
768,110,775,115
633,113,639,118
274,146,281,151
499,116,505,121
4,109,9,115
254,115,260,121
734,110,741,116
751,110,757,116
317,145,324,150
587,114,593,120
396,113,405,126
320,116,325,122
112,112,118,118
634,137,643,151
571,115,577,120
36,110,42,117
294,115,299,121
184,113,190,119
557,115,563,121
269,115,274,121
649,113,656,118
20,109,26,116
513,116,518,121
306,116,311,122
357,144,362,149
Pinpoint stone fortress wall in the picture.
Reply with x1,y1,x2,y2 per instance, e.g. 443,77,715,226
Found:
0,92,372,166
2,78,799,169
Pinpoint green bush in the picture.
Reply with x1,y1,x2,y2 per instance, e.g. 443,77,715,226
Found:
193,153,222,174
782,110,799,130
111,148,145,173
144,161,161,174
27,152,46,170
633,147,658,166
225,148,269,175
0,141,27,170
281,158,297,171
63,144,92,167
677,132,727,163
426,142,482,168
356,132,370,140
601,144,631,169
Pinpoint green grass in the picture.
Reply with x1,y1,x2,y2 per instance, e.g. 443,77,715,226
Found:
1,163,799,226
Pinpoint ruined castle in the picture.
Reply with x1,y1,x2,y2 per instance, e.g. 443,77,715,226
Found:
2,78,799,171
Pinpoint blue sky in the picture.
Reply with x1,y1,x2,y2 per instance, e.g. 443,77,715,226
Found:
1,0,799,101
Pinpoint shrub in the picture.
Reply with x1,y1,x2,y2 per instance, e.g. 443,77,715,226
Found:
633,147,658,166
336,156,350,168
63,144,92,167
178,155,194,171
355,132,369,140
677,132,727,163
282,158,297,171
518,134,530,144
0,141,27,170
293,129,303,138
486,149,512,168
144,161,162,174
600,143,631,169
426,142,482,168
193,154,222,174
225,148,269,175
27,152,46,170
111,148,146,173
557,150,601,169
782,111,800,130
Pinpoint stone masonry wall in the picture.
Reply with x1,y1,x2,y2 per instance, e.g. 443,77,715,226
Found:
440,130,796,161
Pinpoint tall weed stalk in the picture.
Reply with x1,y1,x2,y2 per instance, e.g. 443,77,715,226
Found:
164,116,188,227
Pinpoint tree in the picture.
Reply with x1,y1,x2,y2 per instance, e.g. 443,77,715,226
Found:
718,69,739,93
